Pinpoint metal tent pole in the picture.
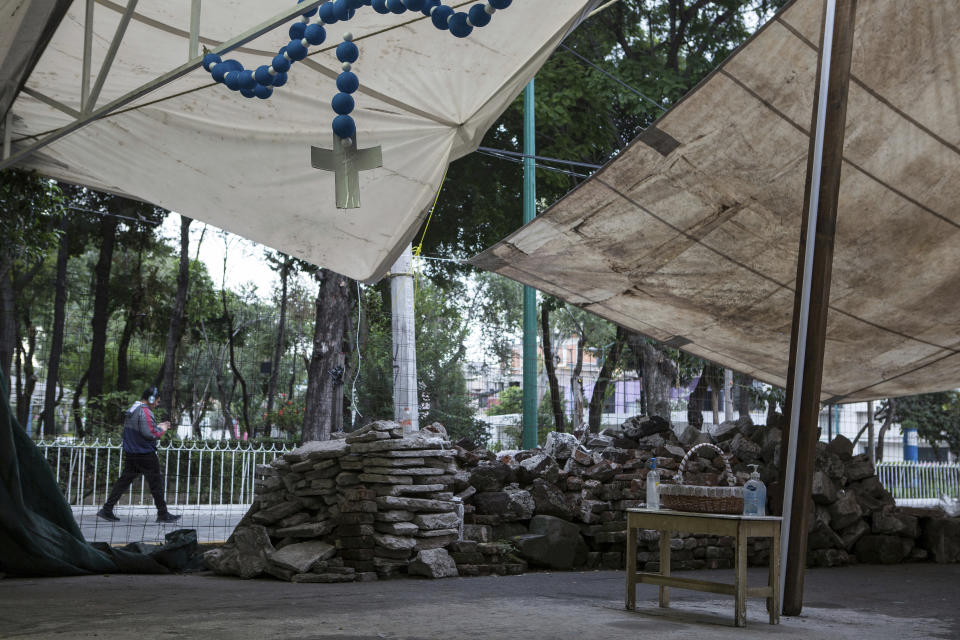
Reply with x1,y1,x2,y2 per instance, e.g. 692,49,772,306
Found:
521,79,538,450
780,0,857,616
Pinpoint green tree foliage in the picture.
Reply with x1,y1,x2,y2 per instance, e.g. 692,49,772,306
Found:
886,392,960,460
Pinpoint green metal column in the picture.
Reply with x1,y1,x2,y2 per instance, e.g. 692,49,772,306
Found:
522,79,538,450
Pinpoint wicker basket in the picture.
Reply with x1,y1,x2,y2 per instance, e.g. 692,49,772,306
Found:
658,442,744,514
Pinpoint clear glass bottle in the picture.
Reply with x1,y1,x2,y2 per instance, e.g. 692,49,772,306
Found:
646,457,660,510
742,464,767,516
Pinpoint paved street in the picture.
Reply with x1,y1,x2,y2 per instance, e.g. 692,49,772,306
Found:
1,564,957,639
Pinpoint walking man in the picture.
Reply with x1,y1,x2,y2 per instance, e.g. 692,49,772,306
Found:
98,387,181,523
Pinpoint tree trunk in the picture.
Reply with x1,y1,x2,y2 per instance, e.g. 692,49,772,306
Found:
541,304,564,432
735,372,753,417
687,371,707,428
571,334,585,431
116,311,136,393
303,269,351,442
159,215,191,422
711,386,720,426
266,257,290,420
875,399,896,463
587,326,627,433
631,336,676,421
225,301,251,437
87,210,119,426
199,319,234,437
42,223,69,434
72,369,89,438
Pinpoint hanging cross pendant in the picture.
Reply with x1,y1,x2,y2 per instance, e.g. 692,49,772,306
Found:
311,134,382,209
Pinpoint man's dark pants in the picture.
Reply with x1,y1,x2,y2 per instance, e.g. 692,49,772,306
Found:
104,452,169,514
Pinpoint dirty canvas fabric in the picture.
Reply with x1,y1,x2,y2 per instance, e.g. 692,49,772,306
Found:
473,0,960,402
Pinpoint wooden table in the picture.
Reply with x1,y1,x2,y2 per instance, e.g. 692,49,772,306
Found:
625,508,781,627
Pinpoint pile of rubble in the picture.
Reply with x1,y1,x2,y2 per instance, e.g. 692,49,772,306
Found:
205,422,475,582
205,415,960,582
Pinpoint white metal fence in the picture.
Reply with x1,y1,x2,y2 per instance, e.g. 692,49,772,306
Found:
36,439,296,545
876,461,960,505
37,438,295,507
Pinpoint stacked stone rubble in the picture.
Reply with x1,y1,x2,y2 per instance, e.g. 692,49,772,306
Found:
453,416,959,572
206,421,471,582
207,414,960,583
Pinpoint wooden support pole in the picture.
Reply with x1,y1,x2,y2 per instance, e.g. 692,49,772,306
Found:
779,0,857,617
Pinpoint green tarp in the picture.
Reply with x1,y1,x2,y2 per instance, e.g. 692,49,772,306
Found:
0,377,167,576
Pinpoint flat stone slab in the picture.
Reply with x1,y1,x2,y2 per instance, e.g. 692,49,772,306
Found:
349,437,447,453
362,467,441,476
377,496,459,513
371,449,454,458
358,474,414,484
274,520,335,538
374,533,418,551
268,541,336,573
363,457,425,467
375,522,420,536
284,439,350,462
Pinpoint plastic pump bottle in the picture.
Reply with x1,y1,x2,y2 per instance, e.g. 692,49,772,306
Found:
646,457,660,510
743,464,767,516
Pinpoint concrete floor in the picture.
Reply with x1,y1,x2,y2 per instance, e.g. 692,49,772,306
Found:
1,564,957,639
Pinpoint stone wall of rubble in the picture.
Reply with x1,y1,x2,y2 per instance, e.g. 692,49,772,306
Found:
205,416,960,582
455,415,959,571
204,421,527,582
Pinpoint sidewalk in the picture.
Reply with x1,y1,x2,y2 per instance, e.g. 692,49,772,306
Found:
71,504,247,545
1,564,956,639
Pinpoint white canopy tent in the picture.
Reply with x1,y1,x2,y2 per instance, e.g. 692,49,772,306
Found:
1,0,598,282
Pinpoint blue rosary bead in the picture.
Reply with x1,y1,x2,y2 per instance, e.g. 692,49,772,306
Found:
488,0,511,8
332,114,356,139
333,0,355,21
224,71,241,90
332,92,355,115
286,39,309,60
272,72,288,87
448,11,472,37
211,63,230,83
238,70,257,90
254,84,274,99
431,5,454,29
468,3,491,27
318,2,338,23
387,0,406,14
372,0,389,13
272,52,291,73
421,0,440,16
336,41,359,63
337,71,359,93
240,87,256,98
202,53,221,71
304,23,327,45
289,22,307,40
348,0,365,9
404,0,426,11
255,65,273,85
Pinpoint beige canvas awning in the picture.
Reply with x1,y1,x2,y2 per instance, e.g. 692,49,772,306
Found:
472,0,960,403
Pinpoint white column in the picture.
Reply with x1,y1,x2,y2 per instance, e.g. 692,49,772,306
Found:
390,245,419,434
723,368,734,421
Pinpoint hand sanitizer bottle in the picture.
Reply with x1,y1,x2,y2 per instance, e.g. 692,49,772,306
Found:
743,464,766,516
646,457,660,510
